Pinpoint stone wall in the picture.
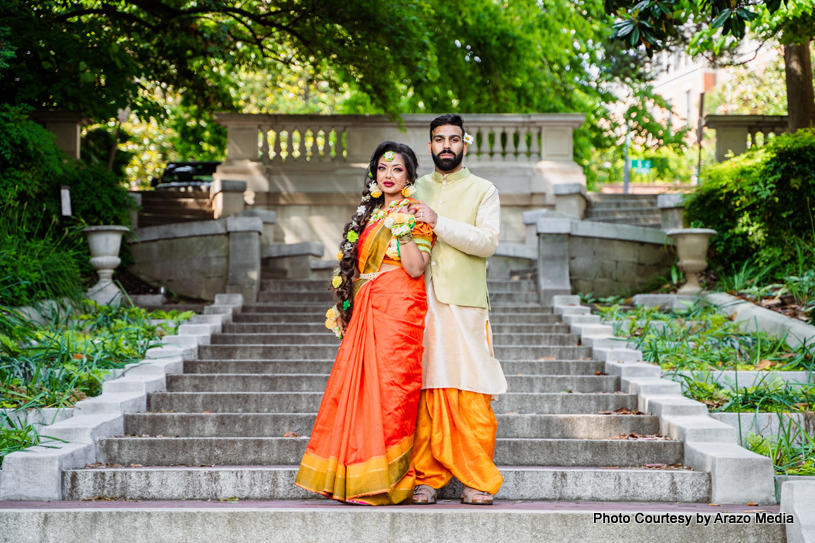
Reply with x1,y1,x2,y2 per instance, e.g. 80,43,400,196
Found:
533,212,675,304
569,235,673,296
129,217,264,302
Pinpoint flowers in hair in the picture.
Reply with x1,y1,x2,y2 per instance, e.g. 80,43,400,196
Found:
346,231,359,243
463,133,474,145
325,305,343,339
383,151,396,161
356,205,367,214
332,275,342,289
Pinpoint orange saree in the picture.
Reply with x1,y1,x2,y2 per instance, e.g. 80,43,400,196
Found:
295,208,434,505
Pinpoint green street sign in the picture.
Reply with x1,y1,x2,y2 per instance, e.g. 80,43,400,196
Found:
631,159,652,174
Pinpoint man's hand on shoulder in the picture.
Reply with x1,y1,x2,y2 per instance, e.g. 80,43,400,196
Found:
408,200,438,229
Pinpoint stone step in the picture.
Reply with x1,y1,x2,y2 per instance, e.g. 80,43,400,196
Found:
140,202,213,214
0,501,784,543
584,216,661,225
207,332,580,347
146,392,636,414
241,305,338,314
587,193,659,202
489,314,561,324
96,437,683,467
260,280,538,293
222,322,571,335
584,208,662,219
182,359,605,375
196,344,592,360
489,323,570,334
138,189,211,201
256,291,542,304
164,374,618,394
586,200,660,210
233,313,330,323
123,413,659,439
62,466,709,502
137,214,213,227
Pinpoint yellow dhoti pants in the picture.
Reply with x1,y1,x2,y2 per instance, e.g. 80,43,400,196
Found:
411,388,503,495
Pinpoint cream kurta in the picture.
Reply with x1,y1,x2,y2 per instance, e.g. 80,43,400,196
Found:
422,183,507,395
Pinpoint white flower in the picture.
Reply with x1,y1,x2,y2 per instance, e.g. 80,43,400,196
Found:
384,216,394,229
356,205,366,215
463,133,475,145
368,181,379,193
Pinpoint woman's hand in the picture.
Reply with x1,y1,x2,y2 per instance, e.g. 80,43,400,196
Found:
408,200,438,229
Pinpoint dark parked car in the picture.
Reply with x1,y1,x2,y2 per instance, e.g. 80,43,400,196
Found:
151,161,221,189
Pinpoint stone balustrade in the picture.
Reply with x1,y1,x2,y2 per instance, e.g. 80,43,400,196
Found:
214,113,587,258
704,114,788,162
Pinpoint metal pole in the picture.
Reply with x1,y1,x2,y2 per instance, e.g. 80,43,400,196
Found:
623,129,631,195
696,92,705,185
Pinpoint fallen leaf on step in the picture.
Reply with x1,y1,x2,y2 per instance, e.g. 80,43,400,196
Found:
283,431,298,437
129,464,144,468
754,360,777,370
597,407,645,415
746,503,759,506
201,411,213,414
595,371,608,375
643,463,666,468
539,356,556,361
503,411,519,415
708,503,720,507
761,298,781,307
579,358,592,361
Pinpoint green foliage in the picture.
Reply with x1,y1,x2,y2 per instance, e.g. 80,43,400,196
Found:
600,302,815,372
0,411,64,468
685,129,815,270
81,127,136,181
0,209,83,307
0,299,191,410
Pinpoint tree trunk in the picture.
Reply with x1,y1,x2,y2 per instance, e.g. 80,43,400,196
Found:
784,41,815,132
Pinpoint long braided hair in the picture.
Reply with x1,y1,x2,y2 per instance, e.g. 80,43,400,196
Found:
333,141,419,324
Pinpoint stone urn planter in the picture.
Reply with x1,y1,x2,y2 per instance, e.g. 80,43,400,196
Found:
666,228,717,295
84,225,130,306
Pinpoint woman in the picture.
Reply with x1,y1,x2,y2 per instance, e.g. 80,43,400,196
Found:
294,142,434,505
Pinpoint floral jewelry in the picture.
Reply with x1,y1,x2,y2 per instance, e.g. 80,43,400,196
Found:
325,305,343,339
401,184,414,198
356,205,367,215
368,181,382,198
346,230,359,243
332,275,342,289
383,151,396,161
384,212,416,238
336,251,343,260
361,195,371,203
385,238,400,260
342,300,351,310
463,132,474,145
342,242,352,251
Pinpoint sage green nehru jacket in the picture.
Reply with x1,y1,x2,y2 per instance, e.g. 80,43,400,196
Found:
413,167,500,309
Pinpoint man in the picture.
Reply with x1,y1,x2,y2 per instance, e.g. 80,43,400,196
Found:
408,114,507,505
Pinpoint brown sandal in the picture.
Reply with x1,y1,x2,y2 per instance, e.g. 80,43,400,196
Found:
412,485,437,505
460,486,494,505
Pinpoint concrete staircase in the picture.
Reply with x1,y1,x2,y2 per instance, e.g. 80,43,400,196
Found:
135,189,214,228
584,193,661,229
63,279,711,503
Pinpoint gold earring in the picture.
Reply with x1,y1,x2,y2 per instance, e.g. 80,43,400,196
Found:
401,185,413,198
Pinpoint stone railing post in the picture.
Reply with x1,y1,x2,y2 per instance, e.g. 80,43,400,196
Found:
657,194,685,230
239,209,277,245
705,115,788,162
30,111,91,160
211,179,247,219
536,217,573,306
225,216,263,303
553,183,587,219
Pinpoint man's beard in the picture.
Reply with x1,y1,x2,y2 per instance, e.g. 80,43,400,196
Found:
432,148,464,171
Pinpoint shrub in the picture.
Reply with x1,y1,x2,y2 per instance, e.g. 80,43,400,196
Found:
685,129,815,270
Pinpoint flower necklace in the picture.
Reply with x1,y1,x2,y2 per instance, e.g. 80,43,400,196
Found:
369,198,411,223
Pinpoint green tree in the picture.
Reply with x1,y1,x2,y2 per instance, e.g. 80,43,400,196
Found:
604,0,815,130
3,0,686,186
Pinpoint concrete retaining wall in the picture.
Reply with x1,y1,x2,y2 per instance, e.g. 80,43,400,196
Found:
129,217,263,302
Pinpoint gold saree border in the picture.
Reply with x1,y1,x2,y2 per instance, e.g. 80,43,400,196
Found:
295,434,414,503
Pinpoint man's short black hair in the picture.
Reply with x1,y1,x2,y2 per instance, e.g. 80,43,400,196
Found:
430,114,465,141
